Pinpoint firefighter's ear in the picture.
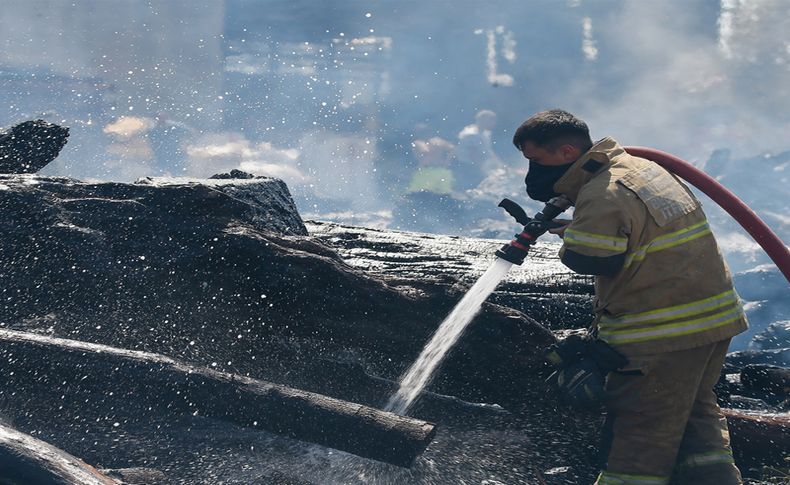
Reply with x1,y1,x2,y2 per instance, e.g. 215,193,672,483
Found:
557,144,581,163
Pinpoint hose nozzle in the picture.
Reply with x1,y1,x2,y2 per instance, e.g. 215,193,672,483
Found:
495,196,572,265
495,232,534,265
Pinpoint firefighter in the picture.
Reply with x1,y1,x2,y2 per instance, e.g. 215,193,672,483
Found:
512,109,747,484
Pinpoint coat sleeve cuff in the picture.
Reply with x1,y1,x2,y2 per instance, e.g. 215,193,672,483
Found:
560,248,625,276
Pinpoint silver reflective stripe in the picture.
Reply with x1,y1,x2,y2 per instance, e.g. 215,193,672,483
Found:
624,221,711,267
600,306,744,345
565,228,628,253
597,471,670,485
679,450,734,468
600,290,738,327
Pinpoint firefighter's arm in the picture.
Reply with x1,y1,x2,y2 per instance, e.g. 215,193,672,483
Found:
559,189,632,276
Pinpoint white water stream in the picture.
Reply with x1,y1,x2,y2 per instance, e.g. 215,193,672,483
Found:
384,257,514,415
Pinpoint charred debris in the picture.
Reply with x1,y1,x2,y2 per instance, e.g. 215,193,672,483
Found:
0,120,787,484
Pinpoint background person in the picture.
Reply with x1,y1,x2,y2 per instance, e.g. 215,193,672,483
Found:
455,109,502,190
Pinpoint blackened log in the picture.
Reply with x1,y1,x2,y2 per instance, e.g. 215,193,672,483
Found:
0,120,69,173
0,329,436,467
741,365,790,396
0,424,119,485
725,348,790,370
723,408,790,466
100,468,168,484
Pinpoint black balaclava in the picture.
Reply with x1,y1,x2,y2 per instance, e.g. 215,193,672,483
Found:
524,160,574,202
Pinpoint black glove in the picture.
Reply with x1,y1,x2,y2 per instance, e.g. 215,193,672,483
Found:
544,335,628,409
547,358,606,409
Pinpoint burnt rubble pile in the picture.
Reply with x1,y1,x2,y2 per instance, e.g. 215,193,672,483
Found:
0,121,787,484
1,166,590,483
0,171,558,409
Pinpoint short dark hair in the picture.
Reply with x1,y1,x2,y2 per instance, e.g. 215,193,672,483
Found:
512,109,592,151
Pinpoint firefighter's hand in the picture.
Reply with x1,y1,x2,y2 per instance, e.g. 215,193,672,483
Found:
548,219,572,238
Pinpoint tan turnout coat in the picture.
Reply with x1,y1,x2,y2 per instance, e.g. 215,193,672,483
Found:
553,137,747,357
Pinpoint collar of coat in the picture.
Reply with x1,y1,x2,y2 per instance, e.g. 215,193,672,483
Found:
553,136,626,203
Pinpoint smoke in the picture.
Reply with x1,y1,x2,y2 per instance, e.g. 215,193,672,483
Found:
295,130,380,209
717,0,790,64
183,129,381,212
475,26,516,87
0,0,787,235
103,117,156,140
4,0,786,169
185,133,305,183
225,53,270,75
573,0,790,161
581,17,597,61
501,29,517,64
717,0,739,59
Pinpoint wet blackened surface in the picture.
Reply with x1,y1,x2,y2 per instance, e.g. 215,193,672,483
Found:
0,174,783,483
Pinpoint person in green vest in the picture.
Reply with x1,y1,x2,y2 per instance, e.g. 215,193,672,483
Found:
407,135,456,194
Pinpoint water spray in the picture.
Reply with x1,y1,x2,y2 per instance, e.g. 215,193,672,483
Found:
385,196,571,415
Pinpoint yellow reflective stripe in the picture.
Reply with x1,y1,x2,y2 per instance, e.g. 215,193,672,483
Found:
624,221,711,268
600,306,744,345
644,220,708,244
565,228,628,253
600,290,738,327
677,450,734,468
597,471,670,485
648,225,711,252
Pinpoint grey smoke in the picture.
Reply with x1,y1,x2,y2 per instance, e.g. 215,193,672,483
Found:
0,0,787,252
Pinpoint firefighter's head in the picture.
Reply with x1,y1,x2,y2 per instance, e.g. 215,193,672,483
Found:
512,109,593,201
512,109,592,165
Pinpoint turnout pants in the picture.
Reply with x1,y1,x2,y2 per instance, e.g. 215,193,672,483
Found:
595,339,742,485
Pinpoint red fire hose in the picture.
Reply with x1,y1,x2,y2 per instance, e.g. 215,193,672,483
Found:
624,146,790,284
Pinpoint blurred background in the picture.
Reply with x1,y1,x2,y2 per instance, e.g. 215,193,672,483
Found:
1,0,788,274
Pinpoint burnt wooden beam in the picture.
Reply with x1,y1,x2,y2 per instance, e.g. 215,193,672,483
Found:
0,424,119,485
0,329,436,468
741,364,790,396
0,120,69,173
723,408,790,466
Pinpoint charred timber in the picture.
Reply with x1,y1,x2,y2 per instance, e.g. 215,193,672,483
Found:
725,348,790,369
0,120,69,174
0,424,119,485
0,329,436,468
723,408,790,466
741,364,790,396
